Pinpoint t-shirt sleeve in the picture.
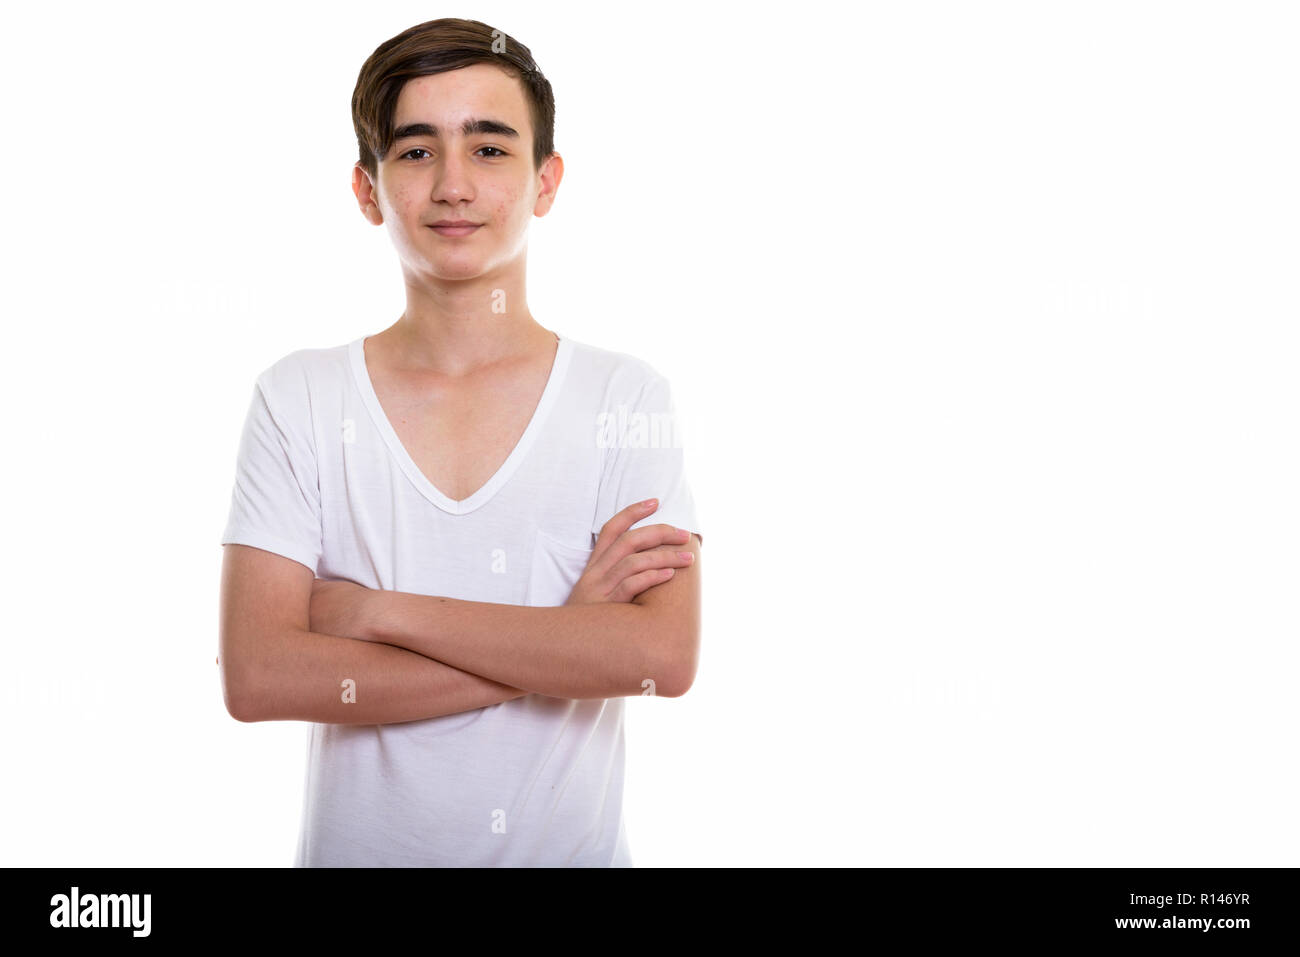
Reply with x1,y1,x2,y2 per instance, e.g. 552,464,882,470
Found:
591,371,703,547
220,369,323,574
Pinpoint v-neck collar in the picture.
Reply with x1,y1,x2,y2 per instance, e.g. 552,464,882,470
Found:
348,332,574,515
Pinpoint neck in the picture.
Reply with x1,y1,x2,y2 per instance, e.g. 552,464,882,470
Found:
382,277,553,376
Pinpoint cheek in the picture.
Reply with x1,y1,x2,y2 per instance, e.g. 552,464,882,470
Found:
378,178,416,216
494,187,527,222
391,187,415,213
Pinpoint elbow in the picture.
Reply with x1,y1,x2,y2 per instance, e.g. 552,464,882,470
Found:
220,659,262,723
227,692,261,723
661,672,694,698
655,630,699,698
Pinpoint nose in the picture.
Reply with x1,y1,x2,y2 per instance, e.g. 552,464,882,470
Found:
429,146,475,205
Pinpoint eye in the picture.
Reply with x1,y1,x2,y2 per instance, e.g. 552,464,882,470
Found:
477,146,508,158
401,148,430,161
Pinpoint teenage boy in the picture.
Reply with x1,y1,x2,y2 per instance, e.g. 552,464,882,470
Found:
218,18,703,867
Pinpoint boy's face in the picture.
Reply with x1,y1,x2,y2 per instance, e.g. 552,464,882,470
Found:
353,63,560,284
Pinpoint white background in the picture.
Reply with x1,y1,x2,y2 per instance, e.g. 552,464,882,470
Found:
1,0,1295,867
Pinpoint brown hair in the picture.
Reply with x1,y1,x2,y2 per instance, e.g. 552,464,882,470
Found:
351,18,556,180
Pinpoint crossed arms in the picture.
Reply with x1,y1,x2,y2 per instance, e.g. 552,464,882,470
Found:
219,504,702,724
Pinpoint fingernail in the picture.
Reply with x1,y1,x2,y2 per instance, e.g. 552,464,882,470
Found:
642,499,658,509
678,551,694,561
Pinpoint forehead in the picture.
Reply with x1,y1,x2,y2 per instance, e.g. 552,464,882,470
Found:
393,63,529,129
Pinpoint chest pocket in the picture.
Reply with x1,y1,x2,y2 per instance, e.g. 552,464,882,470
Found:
525,530,594,607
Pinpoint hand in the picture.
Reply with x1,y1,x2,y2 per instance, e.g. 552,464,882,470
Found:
565,499,695,605
309,577,371,639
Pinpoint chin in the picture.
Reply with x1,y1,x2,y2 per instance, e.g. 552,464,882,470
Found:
427,259,494,281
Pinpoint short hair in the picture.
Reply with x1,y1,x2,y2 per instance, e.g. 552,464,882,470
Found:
351,18,556,179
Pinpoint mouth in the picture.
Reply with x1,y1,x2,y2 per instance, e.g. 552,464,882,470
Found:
428,221,482,237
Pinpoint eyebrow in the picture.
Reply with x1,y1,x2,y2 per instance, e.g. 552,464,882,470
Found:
391,118,520,142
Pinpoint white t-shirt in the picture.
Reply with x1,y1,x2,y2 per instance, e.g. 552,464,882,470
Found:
220,331,702,867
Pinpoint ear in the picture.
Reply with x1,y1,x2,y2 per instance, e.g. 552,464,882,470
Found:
352,163,383,225
532,152,565,218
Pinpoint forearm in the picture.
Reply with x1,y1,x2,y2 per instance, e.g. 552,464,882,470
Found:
233,627,528,724
366,593,670,699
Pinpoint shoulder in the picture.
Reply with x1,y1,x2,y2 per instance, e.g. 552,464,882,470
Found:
253,340,353,400
562,334,672,400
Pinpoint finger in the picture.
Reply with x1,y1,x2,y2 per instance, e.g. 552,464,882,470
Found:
610,566,675,602
594,524,690,576
611,545,695,581
619,523,692,554
591,498,659,565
